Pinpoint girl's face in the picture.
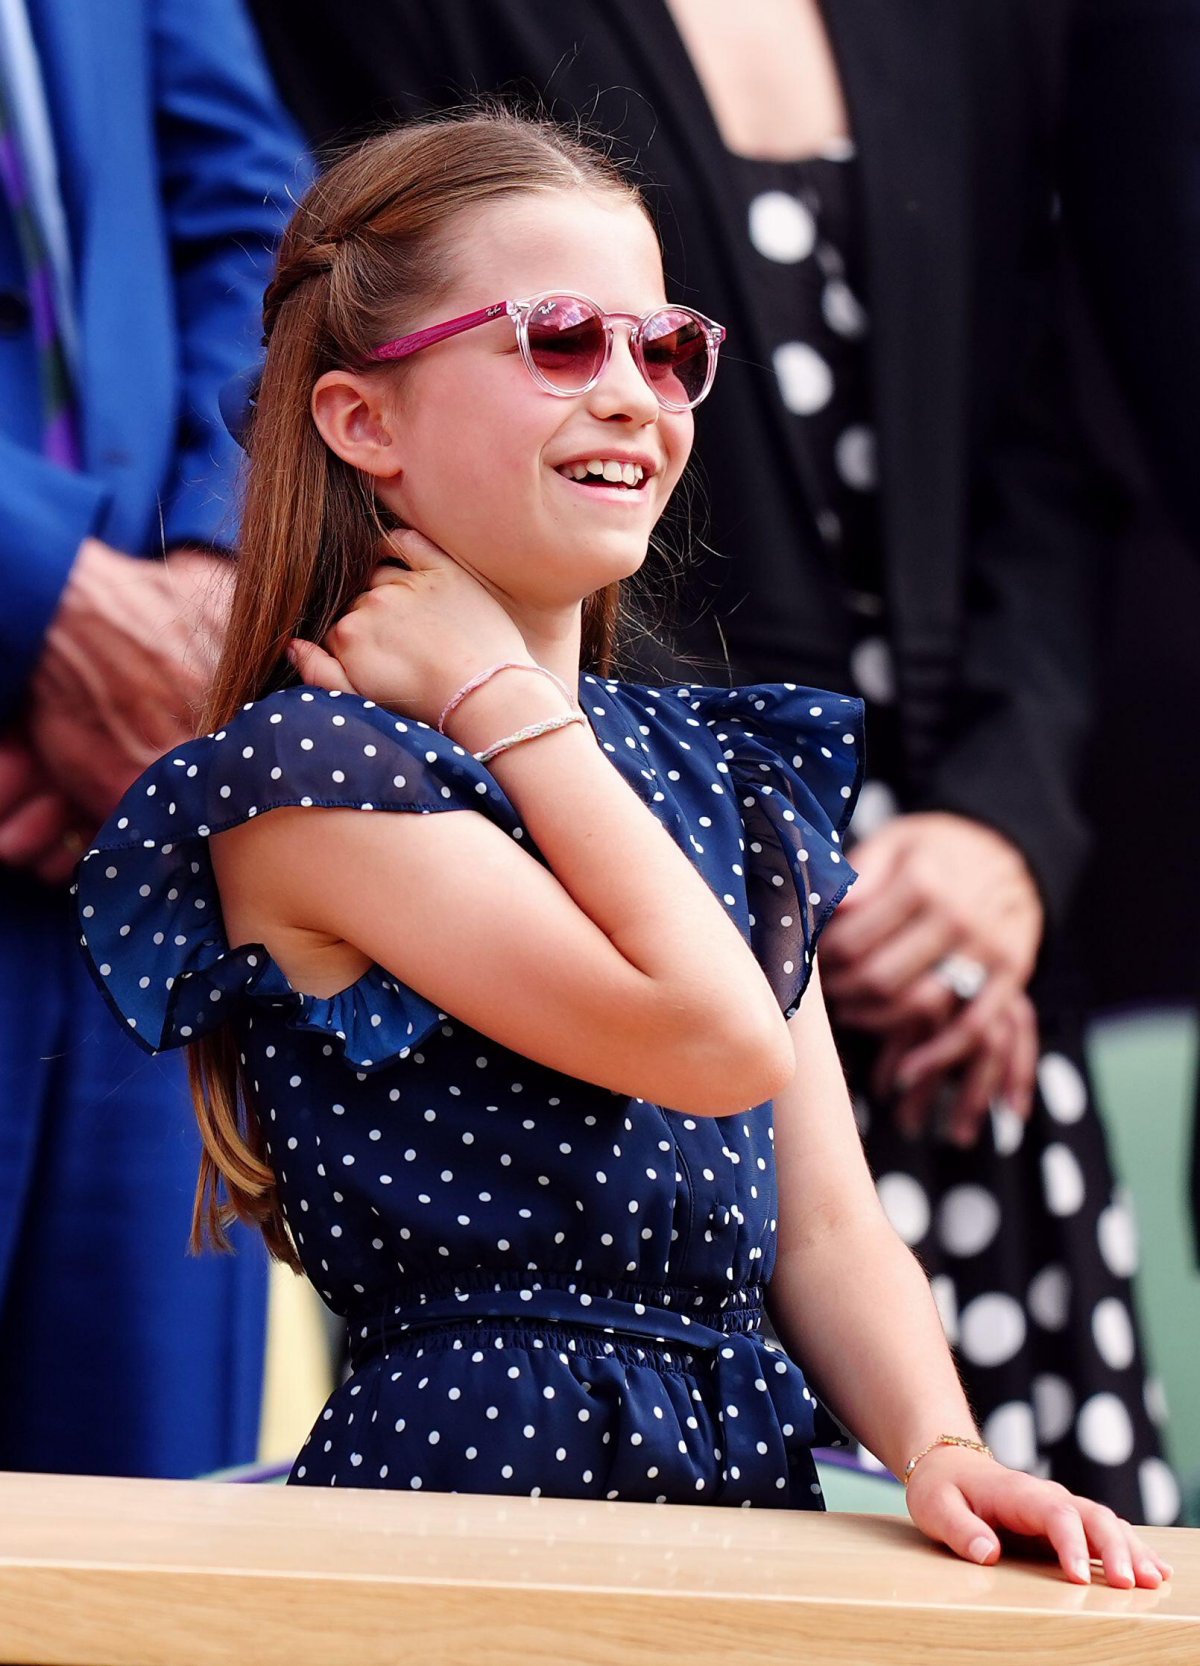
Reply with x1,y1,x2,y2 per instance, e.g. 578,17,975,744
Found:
372,190,694,613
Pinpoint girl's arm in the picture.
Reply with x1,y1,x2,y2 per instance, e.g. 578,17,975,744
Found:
212,676,794,1120
767,964,1170,1588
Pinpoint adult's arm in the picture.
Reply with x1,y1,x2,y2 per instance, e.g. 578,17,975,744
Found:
152,0,306,549
1064,0,1200,554
1,0,301,724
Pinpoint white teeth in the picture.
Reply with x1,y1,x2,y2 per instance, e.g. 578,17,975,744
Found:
558,458,646,487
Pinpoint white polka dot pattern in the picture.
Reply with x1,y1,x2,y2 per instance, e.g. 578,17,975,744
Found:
74,677,864,1503
747,190,816,263
772,341,834,414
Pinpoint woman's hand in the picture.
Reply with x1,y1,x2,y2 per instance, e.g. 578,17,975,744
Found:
819,812,1044,1141
288,528,533,726
868,986,1039,1145
905,1445,1173,1587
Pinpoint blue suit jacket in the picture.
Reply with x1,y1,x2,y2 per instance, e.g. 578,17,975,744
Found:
0,0,304,722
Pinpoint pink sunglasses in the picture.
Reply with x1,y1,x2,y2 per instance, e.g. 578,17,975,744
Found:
366,290,726,412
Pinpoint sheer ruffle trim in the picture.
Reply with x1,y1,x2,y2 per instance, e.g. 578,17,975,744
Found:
74,688,509,1069
687,683,864,1014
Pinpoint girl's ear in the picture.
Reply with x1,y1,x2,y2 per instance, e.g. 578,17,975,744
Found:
311,370,404,480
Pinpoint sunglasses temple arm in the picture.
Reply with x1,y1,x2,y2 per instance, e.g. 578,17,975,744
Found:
368,301,513,364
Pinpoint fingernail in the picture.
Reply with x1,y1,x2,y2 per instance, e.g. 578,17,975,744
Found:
1073,1558,1092,1584
1115,1559,1133,1586
968,1536,995,1564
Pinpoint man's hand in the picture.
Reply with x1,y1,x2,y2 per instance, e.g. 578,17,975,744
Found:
0,729,93,887
27,538,232,821
820,812,1044,1143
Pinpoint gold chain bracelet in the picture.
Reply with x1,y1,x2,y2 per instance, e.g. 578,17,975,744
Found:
902,1433,994,1486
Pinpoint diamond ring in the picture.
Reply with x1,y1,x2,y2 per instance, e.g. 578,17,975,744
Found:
933,953,989,1002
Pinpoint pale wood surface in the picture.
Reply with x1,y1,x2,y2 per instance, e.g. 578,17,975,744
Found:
0,1471,1196,1665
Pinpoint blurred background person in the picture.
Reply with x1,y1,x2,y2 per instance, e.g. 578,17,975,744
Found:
246,0,1178,1521
0,0,301,1476
1065,0,1200,1265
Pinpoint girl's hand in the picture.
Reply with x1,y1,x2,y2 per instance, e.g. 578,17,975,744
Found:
904,1445,1173,1588
288,528,532,725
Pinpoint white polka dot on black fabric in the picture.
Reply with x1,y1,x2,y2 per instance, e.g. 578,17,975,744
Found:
959,1292,1027,1368
876,1171,930,1246
983,1400,1038,1471
747,190,815,263
936,1185,1001,1258
1077,1393,1135,1467
1041,1143,1086,1217
848,637,896,705
1097,1192,1139,1278
773,342,833,414
1032,1373,1075,1445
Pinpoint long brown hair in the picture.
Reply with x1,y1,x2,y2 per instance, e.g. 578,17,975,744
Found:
189,110,647,1266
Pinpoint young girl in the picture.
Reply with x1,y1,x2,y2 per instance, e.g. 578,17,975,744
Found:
76,111,1168,1587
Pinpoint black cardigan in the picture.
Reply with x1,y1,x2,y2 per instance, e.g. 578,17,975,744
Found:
249,0,1106,928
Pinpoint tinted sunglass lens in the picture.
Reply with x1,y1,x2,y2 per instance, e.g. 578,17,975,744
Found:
642,311,711,407
526,296,607,390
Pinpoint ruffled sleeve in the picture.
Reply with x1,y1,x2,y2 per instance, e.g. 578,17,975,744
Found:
74,688,518,1071
689,682,865,1016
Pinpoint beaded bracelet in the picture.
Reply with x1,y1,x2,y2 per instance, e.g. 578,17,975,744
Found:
474,711,586,765
902,1434,994,1486
438,660,575,733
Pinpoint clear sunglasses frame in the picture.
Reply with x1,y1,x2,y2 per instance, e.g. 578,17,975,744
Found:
366,290,727,412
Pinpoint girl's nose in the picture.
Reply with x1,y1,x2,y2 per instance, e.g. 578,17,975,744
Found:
587,325,659,423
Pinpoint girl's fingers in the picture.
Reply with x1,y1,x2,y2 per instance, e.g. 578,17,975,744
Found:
954,1472,1091,1582
1077,1502,1171,1589
287,637,357,694
914,1481,1000,1566
921,1463,1173,1589
1129,1536,1167,1588
1078,1502,1136,1588
1029,1494,1093,1584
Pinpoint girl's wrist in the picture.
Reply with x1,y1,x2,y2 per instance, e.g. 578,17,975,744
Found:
901,1434,994,1488
441,669,576,755
437,659,570,732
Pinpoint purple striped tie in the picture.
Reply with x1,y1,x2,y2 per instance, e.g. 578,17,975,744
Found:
0,65,80,468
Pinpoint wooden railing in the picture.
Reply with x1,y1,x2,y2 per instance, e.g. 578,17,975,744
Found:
0,1471,1196,1664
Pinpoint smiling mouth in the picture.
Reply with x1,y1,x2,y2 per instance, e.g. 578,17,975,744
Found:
555,458,648,490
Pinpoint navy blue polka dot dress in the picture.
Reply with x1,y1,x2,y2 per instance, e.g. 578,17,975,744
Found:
76,676,863,1506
